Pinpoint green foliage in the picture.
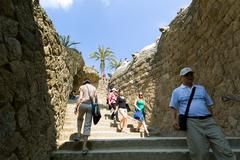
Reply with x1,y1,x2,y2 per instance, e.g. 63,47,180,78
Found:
59,35,80,48
59,35,82,56
109,58,123,70
89,46,115,75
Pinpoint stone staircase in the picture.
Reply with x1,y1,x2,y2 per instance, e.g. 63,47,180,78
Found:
54,99,240,160
57,101,143,145
54,80,240,160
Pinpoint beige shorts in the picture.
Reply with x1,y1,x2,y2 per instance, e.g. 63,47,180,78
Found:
118,108,128,119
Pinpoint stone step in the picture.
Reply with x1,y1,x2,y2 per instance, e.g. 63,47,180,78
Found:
61,125,124,134
59,131,141,141
62,121,116,128
52,148,240,160
60,125,120,132
64,113,110,119
57,137,240,151
62,121,137,131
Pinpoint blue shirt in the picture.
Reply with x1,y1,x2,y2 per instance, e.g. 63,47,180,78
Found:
169,84,214,116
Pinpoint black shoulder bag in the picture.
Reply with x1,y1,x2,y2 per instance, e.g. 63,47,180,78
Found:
178,87,196,131
86,85,101,125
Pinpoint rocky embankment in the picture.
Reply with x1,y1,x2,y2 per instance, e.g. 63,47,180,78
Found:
0,0,98,160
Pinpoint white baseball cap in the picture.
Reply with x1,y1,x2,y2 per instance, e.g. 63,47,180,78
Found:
180,67,193,76
112,88,118,92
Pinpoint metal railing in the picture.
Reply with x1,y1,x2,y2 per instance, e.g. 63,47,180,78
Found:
221,95,240,102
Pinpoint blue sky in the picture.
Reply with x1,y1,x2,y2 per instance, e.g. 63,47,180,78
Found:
40,0,192,73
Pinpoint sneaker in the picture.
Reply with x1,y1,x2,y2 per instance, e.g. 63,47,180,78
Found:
82,147,89,155
110,113,115,119
145,132,150,137
117,125,123,132
73,136,80,141
122,128,129,133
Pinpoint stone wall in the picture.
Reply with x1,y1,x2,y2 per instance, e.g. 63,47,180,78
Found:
0,0,56,159
0,0,91,159
110,0,240,136
33,1,85,139
72,66,99,93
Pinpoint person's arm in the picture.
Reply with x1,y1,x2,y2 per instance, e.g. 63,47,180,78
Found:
169,90,180,130
170,107,180,130
94,90,98,104
134,98,141,110
74,88,83,115
204,86,214,115
208,105,214,115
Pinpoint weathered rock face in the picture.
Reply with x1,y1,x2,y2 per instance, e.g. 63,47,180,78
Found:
110,43,159,132
65,49,85,91
73,66,99,93
33,1,85,140
110,0,240,136
0,0,89,159
0,0,56,159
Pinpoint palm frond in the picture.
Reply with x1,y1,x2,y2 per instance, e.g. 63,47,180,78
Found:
89,45,116,75
59,35,80,48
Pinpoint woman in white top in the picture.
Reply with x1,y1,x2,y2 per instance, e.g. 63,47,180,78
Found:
74,78,98,155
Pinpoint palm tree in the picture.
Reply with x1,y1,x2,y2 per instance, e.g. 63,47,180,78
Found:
89,46,115,77
59,35,80,48
109,58,123,70
59,35,82,55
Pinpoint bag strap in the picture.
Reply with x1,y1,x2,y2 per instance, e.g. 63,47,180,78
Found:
184,87,196,116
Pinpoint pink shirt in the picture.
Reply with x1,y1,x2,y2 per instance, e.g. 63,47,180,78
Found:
108,92,117,105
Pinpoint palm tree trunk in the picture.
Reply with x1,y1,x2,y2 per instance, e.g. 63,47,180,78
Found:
100,60,105,78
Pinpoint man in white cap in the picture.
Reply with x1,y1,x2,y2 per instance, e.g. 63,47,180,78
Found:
169,67,235,160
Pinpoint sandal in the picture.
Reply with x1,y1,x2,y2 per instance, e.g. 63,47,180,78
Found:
82,148,89,155
145,132,150,137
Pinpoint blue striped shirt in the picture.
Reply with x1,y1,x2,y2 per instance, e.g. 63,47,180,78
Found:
169,84,214,116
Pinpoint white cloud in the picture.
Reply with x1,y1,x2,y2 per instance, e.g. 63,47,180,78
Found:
100,0,111,7
40,0,74,10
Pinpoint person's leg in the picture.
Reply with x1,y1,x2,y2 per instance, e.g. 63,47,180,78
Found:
142,121,149,136
112,104,117,119
187,118,210,160
82,135,89,155
82,104,92,154
110,104,116,119
136,121,142,131
82,104,92,137
123,118,127,129
205,118,236,160
76,105,86,140
118,108,124,131
121,109,128,131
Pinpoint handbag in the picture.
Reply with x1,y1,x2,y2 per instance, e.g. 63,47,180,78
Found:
92,103,101,125
178,87,196,131
133,111,143,121
86,85,101,125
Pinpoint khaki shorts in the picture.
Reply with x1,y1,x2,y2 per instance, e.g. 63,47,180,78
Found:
118,108,128,119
